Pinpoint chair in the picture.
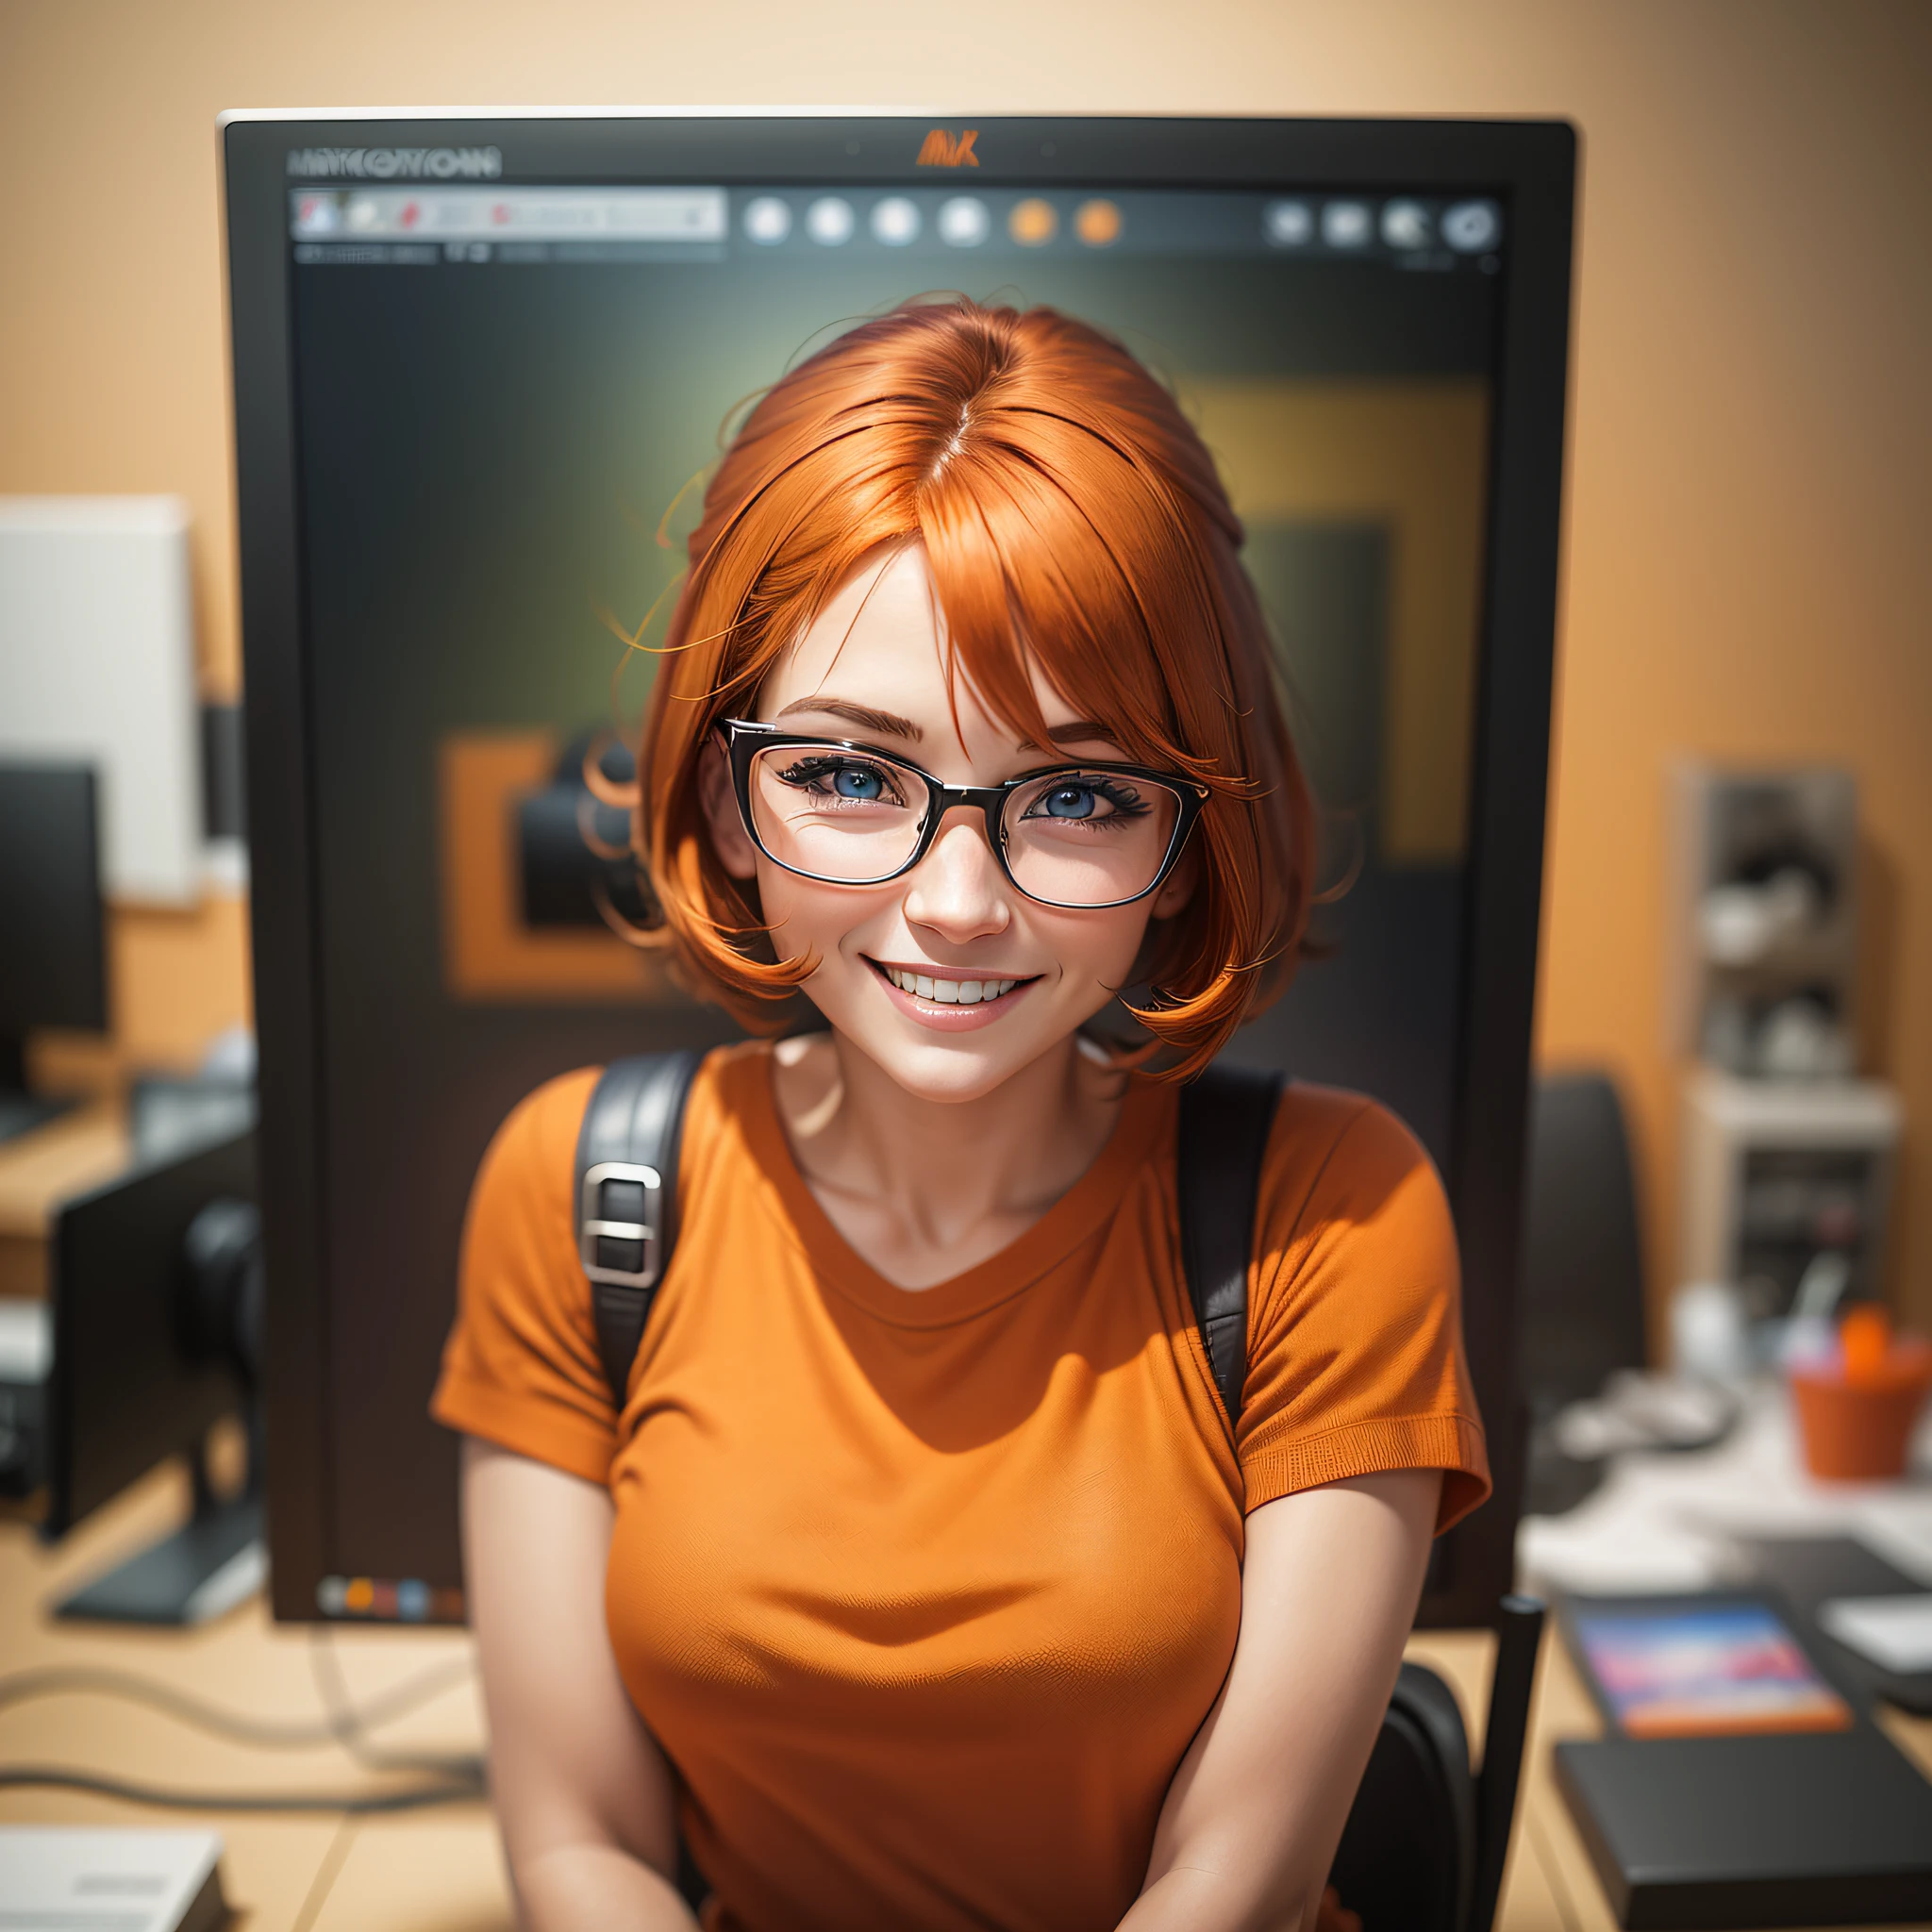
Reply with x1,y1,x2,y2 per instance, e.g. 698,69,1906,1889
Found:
1519,1071,1647,1410
1518,1071,1648,1515
1326,1595,1545,1932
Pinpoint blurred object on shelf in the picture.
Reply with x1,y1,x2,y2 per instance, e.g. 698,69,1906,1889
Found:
1679,1065,1901,1330
1670,1278,1752,1383
1667,763,1860,1079
1789,1305,1932,1483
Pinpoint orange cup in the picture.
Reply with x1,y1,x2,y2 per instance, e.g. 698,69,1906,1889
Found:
1789,1314,1932,1482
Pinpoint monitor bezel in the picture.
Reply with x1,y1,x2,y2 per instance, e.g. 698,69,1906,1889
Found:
224,110,1575,1627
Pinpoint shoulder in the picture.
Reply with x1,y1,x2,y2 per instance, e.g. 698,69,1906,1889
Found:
480,1042,761,1197
1261,1084,1449,1245
465,1044,762,1277
1238,1086,1487,1529
1252,1083,1457,1316
480,1066,603,1188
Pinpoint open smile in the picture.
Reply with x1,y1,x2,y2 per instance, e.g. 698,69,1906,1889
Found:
863,957,1041,1028
871,960,1031,1006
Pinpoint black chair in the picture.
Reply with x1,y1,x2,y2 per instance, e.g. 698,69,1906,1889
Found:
1518,1071,1648,1515
1327,1595,1545,1932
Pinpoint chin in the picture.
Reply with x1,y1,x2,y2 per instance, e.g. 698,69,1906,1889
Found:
801,970,1076,1106
845,1015,1053,1105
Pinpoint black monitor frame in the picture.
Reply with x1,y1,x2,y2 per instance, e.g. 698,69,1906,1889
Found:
224,110,1574,1628
0,761,108,1119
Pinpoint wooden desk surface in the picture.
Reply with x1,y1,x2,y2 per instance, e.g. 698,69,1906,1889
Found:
4,1467,1930,1931
0,1101,129,1298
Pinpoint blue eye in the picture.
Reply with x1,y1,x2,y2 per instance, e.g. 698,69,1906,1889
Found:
1043,784,1097,819
774,754,908,807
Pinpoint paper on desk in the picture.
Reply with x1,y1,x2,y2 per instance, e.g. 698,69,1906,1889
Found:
1518,1387,1932,1598
0,1825,225,1932
1819,1595,1932,1674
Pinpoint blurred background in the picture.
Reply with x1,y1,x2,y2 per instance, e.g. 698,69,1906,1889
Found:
2,0,1924,1354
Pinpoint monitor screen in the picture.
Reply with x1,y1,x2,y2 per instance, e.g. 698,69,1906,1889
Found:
226,115,1573,1624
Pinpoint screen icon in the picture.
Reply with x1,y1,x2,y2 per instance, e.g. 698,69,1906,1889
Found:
1321,201,1373,248
1441,200,1502,252
741,196,791,245
806,196,856,246
1380,200,1431,250
870,197,921,246
1075,199,1123,247
1263,199,1313,246
1008,198,1058,247
938,196,991,247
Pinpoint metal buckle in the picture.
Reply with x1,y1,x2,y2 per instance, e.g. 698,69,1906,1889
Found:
580,1160,662,1290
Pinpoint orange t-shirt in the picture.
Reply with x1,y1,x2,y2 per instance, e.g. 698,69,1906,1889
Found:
431,1041,1488,1932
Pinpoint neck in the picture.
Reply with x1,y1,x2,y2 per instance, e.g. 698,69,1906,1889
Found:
774,1028,1127,1287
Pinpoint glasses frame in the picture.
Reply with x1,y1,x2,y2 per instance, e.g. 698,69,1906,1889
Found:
719,718,1209,910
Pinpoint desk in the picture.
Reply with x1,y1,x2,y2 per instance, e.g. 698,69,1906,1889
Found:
0,1100,127,1299
4,1461,1930,1932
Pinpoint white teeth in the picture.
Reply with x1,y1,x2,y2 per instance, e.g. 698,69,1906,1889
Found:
884,967,1021,1005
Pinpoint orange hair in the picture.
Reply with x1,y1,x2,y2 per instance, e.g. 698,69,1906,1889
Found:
634,298,1314,1079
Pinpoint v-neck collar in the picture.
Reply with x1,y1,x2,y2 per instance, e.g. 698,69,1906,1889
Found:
732,1045,1173,1330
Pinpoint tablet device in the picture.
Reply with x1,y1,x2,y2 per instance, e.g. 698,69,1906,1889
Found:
1560,1592,1856,1738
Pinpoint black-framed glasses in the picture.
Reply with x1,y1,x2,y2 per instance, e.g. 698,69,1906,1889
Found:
719,718,1208,910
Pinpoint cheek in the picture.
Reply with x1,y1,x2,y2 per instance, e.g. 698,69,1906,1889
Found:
752,858,881,958
1038,906,1154,988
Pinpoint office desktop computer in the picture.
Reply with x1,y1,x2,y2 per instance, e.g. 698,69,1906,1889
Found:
223,113,1574,1627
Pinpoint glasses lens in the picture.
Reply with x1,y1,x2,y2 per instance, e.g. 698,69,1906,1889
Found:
1002,770,1183,908
747,744,931,883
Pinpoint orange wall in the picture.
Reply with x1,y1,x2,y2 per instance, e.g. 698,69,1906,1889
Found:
3,0,1927,1330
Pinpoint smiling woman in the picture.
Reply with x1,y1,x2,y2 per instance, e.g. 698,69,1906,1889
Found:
433,297,1488,1932
639,298,1314,1080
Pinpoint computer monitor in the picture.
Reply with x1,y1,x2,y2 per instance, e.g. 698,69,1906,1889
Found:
46,1127,263,1624
224,113,1574,1627
0,762,108,1142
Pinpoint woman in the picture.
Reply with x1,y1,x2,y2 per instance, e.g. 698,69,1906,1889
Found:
433,299,1489,1932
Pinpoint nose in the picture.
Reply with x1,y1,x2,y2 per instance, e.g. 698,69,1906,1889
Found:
900,807,1012,942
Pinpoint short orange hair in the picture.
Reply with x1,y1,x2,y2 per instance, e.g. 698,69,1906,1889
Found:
634,298,1313,1078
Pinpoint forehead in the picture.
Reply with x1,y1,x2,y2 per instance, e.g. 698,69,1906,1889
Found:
757,542,1096,754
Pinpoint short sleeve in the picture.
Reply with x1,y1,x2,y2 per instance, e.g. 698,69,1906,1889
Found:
1237,1089,1491,1534
428,1067,618,1486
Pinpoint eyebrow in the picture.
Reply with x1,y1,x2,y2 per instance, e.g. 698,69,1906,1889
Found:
774,698,1121,757
774,698,922,741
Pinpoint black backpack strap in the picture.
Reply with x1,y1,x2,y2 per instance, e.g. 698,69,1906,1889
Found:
575,1050,705,1407
1177,1063,1286,1433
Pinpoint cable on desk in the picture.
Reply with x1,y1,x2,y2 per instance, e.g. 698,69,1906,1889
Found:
290,1815,360,1932
308,1626,480,1781
0,1646,474,1751
0,1765,485,1814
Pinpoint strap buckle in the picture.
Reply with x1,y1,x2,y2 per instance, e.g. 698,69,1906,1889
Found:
580,1160,663,1290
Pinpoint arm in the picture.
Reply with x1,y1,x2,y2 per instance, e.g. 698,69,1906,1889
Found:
462,1437,698,1930
1123,1469,1441,1932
